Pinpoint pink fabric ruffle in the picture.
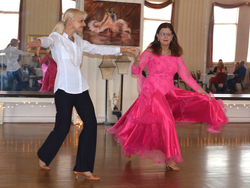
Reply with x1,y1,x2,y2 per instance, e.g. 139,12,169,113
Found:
108,89,183,164
107,88,228,163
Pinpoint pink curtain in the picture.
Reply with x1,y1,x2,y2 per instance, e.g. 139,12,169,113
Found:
145,0,175,27
207,2,250,67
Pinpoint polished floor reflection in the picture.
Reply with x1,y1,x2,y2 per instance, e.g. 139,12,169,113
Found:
0,123,250,188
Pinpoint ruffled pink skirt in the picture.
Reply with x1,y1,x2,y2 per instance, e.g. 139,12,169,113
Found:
107,88,228,164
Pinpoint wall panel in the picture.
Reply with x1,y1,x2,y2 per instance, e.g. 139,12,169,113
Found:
175,0,208,74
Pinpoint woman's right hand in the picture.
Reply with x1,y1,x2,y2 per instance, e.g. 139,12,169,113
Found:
197,87,211,100
25,39,41,56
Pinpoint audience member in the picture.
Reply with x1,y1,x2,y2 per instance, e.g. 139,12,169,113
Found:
28,55,40,76
29,55,40,68
208,60,226,92
234,62,239,72
227,60,246,93
213,59,227,74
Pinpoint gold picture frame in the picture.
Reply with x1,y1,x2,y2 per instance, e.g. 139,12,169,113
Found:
27,35,50,54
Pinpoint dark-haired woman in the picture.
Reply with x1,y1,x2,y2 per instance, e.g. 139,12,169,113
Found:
107,23,228,171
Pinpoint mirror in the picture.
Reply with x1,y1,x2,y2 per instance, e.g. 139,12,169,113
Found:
0,0,76,92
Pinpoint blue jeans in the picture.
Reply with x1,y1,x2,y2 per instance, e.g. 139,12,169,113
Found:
6,69,29,91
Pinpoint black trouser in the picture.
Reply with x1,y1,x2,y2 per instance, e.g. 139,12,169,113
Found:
37,89,97,173
227,77,240,92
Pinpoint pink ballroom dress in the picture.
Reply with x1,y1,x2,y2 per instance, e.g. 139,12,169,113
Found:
39,55,57,92
107,51,228,164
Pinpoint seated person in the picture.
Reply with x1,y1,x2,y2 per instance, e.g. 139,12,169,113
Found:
28,55,40,76
234,61,239,72
213,59,227,73
227,60,246,93
29,55,40,68
209,61,226,92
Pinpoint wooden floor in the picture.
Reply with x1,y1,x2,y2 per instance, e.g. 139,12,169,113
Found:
1,123,250,188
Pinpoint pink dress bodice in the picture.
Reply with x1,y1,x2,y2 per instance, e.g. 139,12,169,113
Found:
131,51,201,94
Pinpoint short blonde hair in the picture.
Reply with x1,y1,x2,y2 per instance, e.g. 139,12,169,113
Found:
53,8,88,35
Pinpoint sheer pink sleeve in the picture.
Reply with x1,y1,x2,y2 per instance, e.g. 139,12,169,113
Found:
131,51,151,75
177,56,201,92
131,51,152,93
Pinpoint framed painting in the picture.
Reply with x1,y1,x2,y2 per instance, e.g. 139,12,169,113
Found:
83,0,141,46
27,35,50,54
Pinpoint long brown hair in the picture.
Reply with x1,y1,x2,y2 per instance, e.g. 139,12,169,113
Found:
148,22,183,57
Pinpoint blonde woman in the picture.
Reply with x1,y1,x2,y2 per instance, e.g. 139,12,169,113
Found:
26,8,139,180
209,60,227,91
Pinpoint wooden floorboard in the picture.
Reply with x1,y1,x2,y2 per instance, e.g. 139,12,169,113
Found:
0,123,250,188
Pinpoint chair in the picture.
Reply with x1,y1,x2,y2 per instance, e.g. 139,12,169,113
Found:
236,75,245,92
22,64,42,89
196,70,207,89
173,73,179,88
213,72,227,93
191,70,206,90
22,64,30,82
179,78,188,90
177,73,188,90
244,68,250,89
191,71,197,80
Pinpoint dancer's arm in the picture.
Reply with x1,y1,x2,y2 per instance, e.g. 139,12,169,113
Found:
26,36,55,56
131,51,151,75
177,56,210,99
80,39,139,57
17,49,35,57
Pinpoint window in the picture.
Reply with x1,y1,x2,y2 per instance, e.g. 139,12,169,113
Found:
62,0,76,17
0,0,20,49
143,3,172,51
213,6,239,63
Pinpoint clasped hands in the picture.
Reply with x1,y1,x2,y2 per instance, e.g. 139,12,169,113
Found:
127,47,140,60
121,47,140,61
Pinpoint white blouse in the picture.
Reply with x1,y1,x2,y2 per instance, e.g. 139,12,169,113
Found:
39,32,121,94
0,46,34,72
